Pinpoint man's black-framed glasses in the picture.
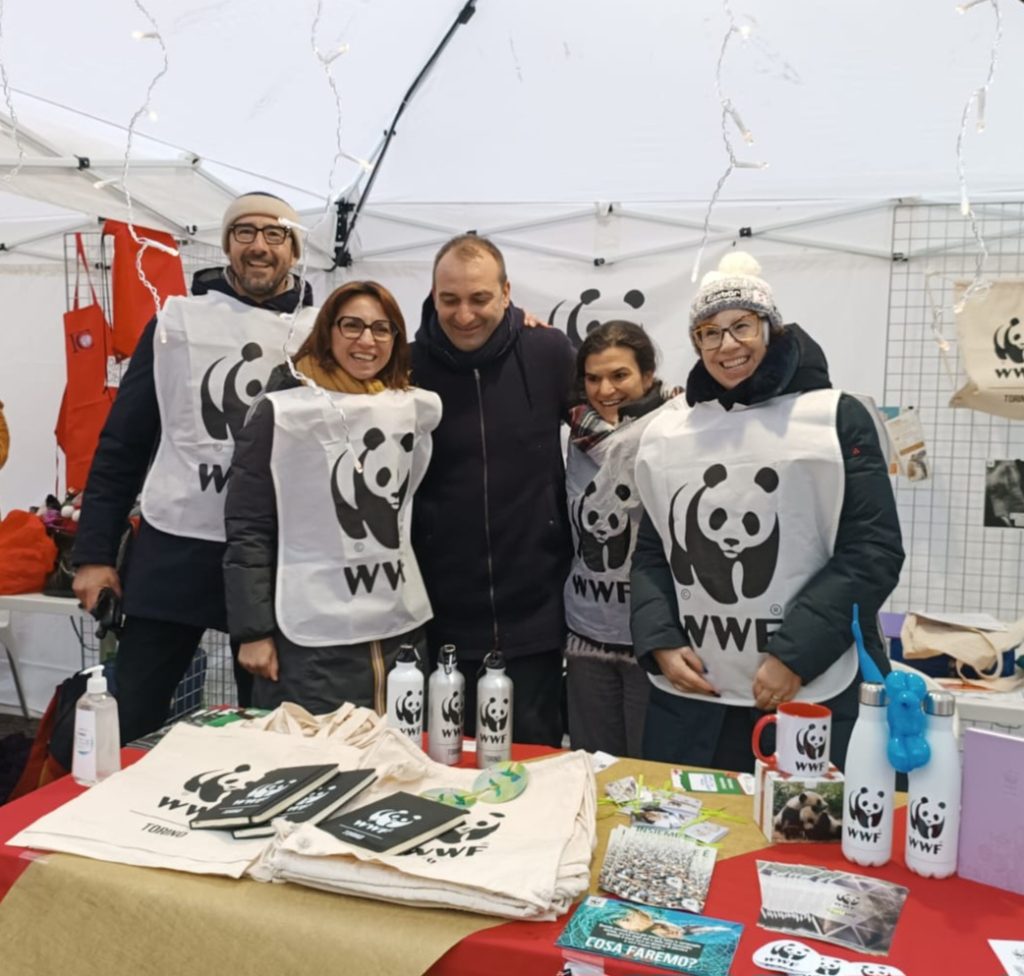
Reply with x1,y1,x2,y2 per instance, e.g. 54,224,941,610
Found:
229,223,291,246
335,316,398,342
693,315,762,350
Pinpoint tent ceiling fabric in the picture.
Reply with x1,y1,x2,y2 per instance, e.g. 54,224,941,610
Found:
0,0,1021,256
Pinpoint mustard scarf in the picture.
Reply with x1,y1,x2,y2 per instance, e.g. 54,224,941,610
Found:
294,355,386,394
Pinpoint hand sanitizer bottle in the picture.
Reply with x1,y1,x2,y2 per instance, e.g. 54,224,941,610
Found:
72,665,121,786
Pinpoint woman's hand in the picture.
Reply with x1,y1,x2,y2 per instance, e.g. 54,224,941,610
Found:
752,655,802,710
239,637,278,681
652,646,719,696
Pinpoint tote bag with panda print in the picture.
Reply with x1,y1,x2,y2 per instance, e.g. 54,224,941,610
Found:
268,386,442,646
950,280,1024,420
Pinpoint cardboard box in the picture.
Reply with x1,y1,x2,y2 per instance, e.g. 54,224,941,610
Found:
753,758,845,843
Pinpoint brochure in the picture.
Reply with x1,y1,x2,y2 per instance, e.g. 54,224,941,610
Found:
556,895,742,976
599,825,717,912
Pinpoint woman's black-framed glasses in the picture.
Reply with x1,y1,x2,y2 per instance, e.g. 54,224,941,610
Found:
693,315,761,350
335,316,398,342
229,223,291,246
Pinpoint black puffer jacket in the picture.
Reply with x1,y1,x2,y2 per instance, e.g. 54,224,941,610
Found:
630,324,903,683
410,299,576,659
72,270,312,631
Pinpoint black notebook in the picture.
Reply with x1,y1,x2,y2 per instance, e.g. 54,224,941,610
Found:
231,768,378,839
190,763,339,830
318,789,467,856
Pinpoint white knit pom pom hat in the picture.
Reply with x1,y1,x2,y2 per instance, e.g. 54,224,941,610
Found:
689,251,782,348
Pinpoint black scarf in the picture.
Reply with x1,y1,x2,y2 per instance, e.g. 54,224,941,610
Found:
416,295,523,373
685,324,831,409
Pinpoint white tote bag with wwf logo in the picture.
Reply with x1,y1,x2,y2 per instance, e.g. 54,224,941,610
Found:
950,280,1024,420
254,729,596,919
9,720,377,878
141,292,316,542
268,386,442,645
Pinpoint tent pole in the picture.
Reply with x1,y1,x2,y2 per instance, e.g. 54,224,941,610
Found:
336,0,479,266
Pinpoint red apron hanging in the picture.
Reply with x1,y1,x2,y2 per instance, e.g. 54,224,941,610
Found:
102,219,186,360
54,235,117,493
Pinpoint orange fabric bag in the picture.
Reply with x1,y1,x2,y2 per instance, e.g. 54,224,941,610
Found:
102,219,186,360
54,235,117,493
0,510,58,594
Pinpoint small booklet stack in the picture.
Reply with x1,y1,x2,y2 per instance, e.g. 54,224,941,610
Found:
190,764,377,835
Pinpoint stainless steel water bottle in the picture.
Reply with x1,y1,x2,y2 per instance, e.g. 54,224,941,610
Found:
428,643,465,765
905,691,961,878
842,682,896,867
476,649,513,768
386,643,423,743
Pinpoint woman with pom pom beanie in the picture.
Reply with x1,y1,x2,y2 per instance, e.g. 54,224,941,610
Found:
630,251,903,772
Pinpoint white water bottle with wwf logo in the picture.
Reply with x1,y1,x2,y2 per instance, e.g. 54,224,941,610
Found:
476,649,513,769
905,691,961,879
386,644,423,744
841,682,895,867
428,643,465,765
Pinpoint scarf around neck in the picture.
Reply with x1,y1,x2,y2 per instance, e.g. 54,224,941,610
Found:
294,354,386,394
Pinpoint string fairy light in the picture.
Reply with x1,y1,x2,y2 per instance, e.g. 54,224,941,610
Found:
119,2,179,335
952,0,1001,313
690,0,768,283
0,0,25,182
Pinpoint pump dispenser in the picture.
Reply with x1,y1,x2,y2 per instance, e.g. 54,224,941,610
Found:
428,644,465,765
72,665,121,786
386,644,424,742
476,649,513,768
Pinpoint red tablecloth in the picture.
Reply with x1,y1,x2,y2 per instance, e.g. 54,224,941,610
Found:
2,749,1021,976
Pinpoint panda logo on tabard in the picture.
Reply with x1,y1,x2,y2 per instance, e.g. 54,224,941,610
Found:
548,288,646,348
200,341,266,441
572,477,633,572
668,463,780,605
908,796,946,839
331,427,415,549
993,317,1024,364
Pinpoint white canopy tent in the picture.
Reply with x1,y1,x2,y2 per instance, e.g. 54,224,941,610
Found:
1,0,1023,712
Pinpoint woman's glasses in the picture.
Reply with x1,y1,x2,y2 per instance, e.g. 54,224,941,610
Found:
335,316,398,342
229,223,291,246
420,761,529,810
693,316,762,350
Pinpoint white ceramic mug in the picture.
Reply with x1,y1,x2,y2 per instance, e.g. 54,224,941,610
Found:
752,702,832,776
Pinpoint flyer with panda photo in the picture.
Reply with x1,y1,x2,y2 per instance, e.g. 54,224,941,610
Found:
755,861,908,956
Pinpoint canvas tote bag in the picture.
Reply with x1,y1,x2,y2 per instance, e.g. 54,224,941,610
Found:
258,728,596,919
950,280,1024,420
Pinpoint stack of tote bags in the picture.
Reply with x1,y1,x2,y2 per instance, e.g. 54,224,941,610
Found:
11,703,596,920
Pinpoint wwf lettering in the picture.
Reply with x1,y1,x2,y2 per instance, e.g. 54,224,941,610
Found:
682,613,781,651
845,825,883,843
156,795,204,818
571,574,629,603
907,834,944,855
994,367,1024,379
198,462,232,493
343,559,406,595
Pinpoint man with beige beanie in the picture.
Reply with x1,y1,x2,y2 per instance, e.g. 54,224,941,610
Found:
72,192,315,742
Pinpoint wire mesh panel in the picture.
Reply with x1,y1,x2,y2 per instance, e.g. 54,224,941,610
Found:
76,615,238,717
884,202,1024,619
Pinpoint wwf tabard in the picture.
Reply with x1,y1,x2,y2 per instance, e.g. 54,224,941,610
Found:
268,385,442,646
634,390,857,706
141,291,316,542
564,402,671,644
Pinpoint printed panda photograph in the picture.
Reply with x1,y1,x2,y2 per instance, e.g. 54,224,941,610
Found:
771,781,843,842
983,459,1024,528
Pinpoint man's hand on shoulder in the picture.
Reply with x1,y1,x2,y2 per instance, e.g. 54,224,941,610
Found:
72,564,122,613
522,309,552,329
